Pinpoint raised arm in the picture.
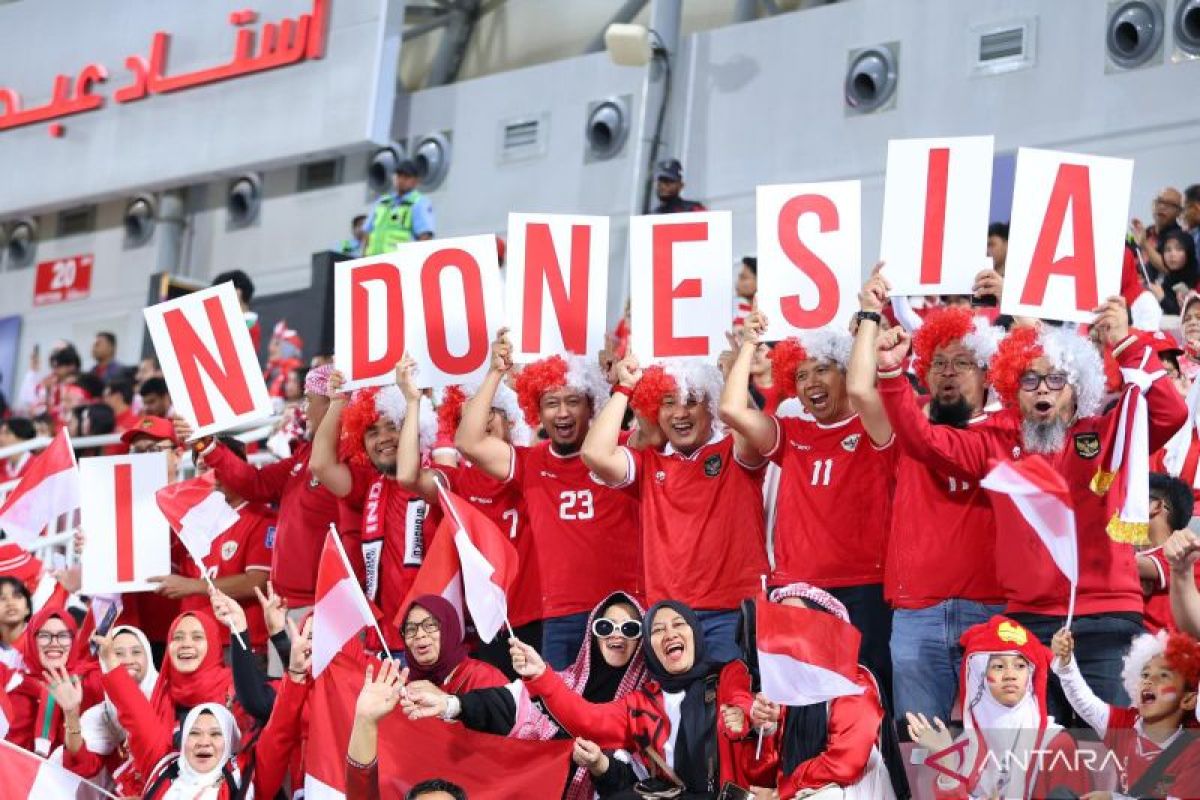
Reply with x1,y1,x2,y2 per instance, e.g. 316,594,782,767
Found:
456,331,516,480
847,268,893,447
93,632,173,776
394,355,440,503
718,312,777,456
1166,530,1200,638
1049,629,1111,737
309,371,352,497
581,356,639,486
252,618,314,799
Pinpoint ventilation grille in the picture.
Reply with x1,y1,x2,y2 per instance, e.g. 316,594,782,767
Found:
971,19,1036,75
56,206,95,237
498,115,547,163
298,157,343,192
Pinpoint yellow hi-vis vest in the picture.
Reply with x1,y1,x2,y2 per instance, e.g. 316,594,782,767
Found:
365,191,422,255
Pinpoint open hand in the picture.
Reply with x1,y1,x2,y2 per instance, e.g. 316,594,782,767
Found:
355,659,409,723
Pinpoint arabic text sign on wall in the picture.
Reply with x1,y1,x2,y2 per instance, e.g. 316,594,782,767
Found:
33,254,93,306
0,0,328,138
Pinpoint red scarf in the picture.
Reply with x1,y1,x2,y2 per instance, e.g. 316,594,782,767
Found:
19,607,100,755
149,612,234,729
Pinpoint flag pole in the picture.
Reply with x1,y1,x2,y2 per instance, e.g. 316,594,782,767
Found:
192,554,247,650
0,738,122,800
326,523,397,664
1065,580,1077,630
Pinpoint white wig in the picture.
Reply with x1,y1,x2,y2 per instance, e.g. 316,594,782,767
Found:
795,327,853,370
1122,630,1168,705
1041,325,1106,418
374,385,439,453
963,318,1005,368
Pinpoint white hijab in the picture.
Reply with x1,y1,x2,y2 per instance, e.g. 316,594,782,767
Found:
80,625,159,755
162,702,246,800
959,652,1058,799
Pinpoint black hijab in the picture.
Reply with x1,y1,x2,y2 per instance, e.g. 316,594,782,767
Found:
1157,228,1200,315
581,593,642,703
643,601,719,793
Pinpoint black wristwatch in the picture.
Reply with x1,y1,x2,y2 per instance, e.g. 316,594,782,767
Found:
855,311,882,325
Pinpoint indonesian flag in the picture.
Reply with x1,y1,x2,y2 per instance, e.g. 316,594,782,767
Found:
305,652,572,799
0,429,79,544
0,739,87,797
154,471,239,562
755,599,865,706
399,486,518,644
312,527,376,677
982,455,1079,620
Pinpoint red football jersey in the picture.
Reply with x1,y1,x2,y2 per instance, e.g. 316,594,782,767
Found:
1141,546,1200,634
504,442,643,620
179,502,274,648
432,462,536,626
886,414,1005,609
617,434,768,610
768,415,897,588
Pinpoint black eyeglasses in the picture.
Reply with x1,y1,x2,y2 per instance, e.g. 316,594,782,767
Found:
930,356,977,374
36,631,73,646
1018,371,1068,392
401,618,440,639
592,618,642,639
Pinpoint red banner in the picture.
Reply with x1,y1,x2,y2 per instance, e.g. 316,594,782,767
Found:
33,255,92,306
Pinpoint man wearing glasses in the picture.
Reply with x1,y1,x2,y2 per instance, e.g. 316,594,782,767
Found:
1132,186,1184,276
846,293,1007,728
873,299,1188,726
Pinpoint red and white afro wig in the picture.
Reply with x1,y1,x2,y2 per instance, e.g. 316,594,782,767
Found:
1122,630,1200,702
435,382,531,446
339,385,437,466
989,325,1105,418
512,355,608,427
630,359,725,425
770,328,853,400
911,307,1003,385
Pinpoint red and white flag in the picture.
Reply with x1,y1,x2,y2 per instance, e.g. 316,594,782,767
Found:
981,455,1079,620
756,599,865,706
313,527,376,677
401,486,517,644
0,738,88,797
154,471,239,563
0,429,79,544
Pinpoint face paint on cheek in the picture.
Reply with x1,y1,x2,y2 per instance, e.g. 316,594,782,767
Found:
1159,688,1180,701
986,675,999,684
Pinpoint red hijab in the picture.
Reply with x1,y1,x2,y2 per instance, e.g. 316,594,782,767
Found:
18,607,100,755
149,611,233,727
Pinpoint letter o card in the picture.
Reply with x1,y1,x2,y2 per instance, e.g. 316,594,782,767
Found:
756,182,861,340
144,282,273,437
79,454,171,594
1002,148,1133,323
629,211,733,361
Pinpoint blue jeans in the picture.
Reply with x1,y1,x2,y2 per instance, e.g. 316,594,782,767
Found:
696,609,743,665
891,600,1005,724
542,612,590,671
1010,612,1143,728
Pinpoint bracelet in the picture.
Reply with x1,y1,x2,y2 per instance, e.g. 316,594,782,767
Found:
65,727,81,736
855,310,882,325
612,384,634,399
346,754,377,770
287,668,307,677
877,367,904,380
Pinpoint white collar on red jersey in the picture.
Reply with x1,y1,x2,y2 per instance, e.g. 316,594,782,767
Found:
662,431,724,460
815,413,858,431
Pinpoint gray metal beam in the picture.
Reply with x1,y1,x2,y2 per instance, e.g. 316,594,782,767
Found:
733,0,758,23
424,0,482,87
584,0,651,54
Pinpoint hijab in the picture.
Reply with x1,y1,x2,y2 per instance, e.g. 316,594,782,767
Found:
151,612,234,731
1157,228,1200,315
401,595,469,685
162,703,245,800
81,625,158,755
643,600,718,794
18,606,100,755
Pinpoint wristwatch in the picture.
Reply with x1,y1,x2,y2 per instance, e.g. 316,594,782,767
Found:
854,311,882,325
441,694,462,721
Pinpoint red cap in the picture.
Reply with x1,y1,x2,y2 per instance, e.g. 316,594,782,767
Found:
1140,328,1184,358
0,543,43,592
119,416,178,446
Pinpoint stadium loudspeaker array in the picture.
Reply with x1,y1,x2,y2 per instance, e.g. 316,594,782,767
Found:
844,43,899,114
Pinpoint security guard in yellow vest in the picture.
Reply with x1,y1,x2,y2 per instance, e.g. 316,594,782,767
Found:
364,160,435,255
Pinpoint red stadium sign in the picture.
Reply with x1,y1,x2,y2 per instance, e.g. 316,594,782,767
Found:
33,254,93,305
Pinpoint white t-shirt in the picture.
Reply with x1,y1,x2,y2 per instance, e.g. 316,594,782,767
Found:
662,690,685,771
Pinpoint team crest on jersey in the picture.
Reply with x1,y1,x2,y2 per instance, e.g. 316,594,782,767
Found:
655,470,666,484
290,463,304,477
308,476,321,489
840,434,861,452
264,526,277,549
703,454,722,477
221,541,238,561
1011,446,1021,459
1073,432,1100,459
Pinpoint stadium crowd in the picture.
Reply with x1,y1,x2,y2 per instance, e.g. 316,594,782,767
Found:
1,176,1200,799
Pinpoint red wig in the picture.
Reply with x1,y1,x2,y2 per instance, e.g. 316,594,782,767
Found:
513,356,570,426
912,307,975,384
436,385,468,441
769,338,809,400
339,387,381,466
630,365,677,419
989,326,1043,409
1164,632,1200,691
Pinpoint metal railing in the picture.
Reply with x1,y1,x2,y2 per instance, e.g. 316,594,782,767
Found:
0,417,284,572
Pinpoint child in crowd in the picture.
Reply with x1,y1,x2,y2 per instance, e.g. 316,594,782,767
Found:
1052,627,1200,798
